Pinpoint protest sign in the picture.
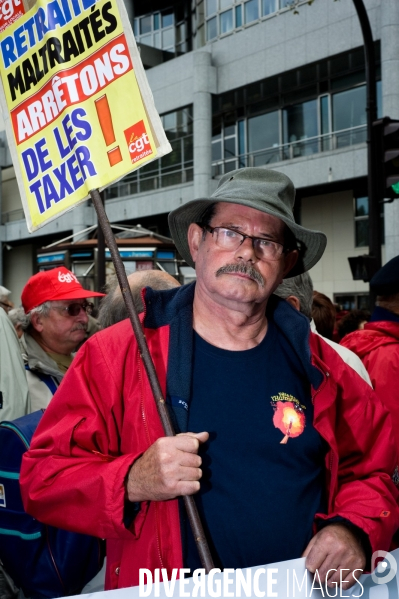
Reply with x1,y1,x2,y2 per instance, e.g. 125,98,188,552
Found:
0,0,171,232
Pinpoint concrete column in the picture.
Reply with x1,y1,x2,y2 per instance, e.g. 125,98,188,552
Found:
72,200,94,240
122,0,134,29
193,49,216,199
381,0,399,261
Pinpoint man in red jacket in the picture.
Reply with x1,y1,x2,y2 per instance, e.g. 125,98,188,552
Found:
341,255,399,450
20,169,399,593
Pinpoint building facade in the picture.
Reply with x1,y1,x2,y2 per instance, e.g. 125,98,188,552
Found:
1,0,399,307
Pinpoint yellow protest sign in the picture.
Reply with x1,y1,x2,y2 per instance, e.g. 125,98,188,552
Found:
0,0,171,231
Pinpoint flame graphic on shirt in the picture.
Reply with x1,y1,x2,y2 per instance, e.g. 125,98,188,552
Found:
272,401,305,444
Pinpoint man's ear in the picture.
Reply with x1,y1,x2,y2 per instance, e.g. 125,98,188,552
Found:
187,223,203,264
282,250,298,279
30,311,44,333
285,295,301,312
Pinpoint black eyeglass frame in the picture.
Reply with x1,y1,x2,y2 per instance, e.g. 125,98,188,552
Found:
52,301,94,317
199,224,289,261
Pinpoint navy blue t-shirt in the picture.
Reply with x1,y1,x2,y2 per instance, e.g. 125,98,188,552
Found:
184,317,327,571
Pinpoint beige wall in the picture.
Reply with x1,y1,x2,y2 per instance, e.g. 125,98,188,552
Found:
2,166,23,217
302,190,385,302
3,244,34,306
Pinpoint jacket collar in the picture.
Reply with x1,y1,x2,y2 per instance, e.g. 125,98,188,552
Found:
24,332,64,381
144,283,323,409
370,306,399,325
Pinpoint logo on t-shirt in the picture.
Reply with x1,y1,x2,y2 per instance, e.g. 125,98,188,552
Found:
271,392,306,444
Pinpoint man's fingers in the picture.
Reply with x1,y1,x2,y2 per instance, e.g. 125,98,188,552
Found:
176,432,209,452
315,555,341,584
178,452,202,468
304,539,329,573
302,534,317,558
178,466,203,482
176,480,201,496
303,525,366,592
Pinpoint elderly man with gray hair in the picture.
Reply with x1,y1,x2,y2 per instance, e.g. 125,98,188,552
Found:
0,285,30,422
274,273,372,385
98,269,180,328
20,268,104,411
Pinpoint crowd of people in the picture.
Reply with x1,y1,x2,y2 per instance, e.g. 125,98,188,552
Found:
0,167,399,598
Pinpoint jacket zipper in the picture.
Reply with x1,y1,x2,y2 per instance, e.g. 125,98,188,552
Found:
311,364,338,512
138,349,165,570
46,525,67,592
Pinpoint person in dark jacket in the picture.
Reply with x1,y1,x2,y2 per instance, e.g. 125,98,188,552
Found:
341,255,399,450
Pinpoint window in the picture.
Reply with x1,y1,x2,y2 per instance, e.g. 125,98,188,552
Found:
197,0,283,43
211,46,381,175
212,115,239,175
220,9,234,34
283,99,318,157
134,8,184,54
334,294,370,311
105,107,193,199
247,111,280,164
354,196,369,247
262,0,277,16
244,0,259,24
354,196,384,248
332,86,367,147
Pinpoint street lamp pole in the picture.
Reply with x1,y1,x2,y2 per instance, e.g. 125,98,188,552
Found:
352,0,381,306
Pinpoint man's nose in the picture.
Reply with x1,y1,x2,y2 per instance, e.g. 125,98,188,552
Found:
234,236,257,261
76,308,89,323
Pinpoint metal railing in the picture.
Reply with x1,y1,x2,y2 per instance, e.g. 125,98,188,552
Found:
212,125,367,176
105,134,193,200
105,165,193,200
1,208,25,224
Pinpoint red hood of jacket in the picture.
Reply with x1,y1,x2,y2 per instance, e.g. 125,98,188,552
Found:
341,320,399,359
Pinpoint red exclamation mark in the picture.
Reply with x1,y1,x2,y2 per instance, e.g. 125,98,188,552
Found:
94,95,123,167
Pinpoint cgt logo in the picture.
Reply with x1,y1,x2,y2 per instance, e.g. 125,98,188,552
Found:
0,0,24,32
124,120,153,164
58,271,78,284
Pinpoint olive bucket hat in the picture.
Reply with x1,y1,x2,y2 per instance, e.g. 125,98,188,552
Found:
168,167,327,278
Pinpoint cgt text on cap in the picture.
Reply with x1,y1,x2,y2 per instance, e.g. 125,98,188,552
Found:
21,267,105,314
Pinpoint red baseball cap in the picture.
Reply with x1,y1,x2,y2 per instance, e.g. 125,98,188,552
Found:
22,267,105,313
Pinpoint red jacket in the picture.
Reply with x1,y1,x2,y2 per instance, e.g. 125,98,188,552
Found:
20,287,399,590
341,320,399,450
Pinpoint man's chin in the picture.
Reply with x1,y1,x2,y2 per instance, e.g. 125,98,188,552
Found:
218,272,261,288
72,329,87,340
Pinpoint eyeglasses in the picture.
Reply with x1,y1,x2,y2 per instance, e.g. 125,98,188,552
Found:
201,225,286,261
52,302,94,317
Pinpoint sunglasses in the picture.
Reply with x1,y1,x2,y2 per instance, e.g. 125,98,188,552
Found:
53,302,94,317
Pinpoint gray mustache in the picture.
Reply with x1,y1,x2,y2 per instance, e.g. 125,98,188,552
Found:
215,263,265,287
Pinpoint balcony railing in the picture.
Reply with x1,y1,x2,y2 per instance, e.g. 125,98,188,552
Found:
1,208,25,224
212,125,367,177
104,134,193,200
104,165,193,200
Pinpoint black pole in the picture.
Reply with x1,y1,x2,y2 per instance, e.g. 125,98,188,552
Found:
352,0,381,309
90,188,215,574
